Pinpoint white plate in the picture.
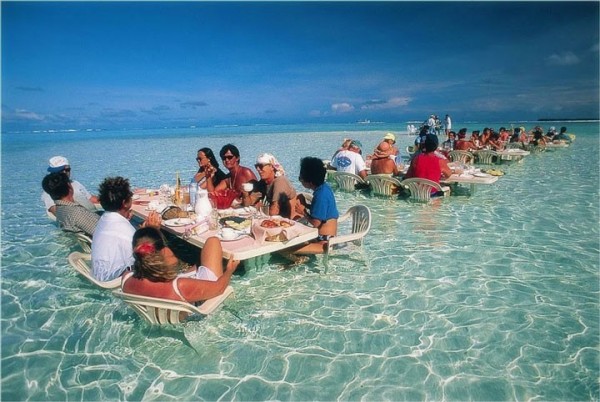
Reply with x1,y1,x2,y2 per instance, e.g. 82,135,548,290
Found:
474,173,491,178
164,218,195,227
217,231,247,241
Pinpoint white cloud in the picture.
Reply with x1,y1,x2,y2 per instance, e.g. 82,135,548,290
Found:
360,97,411,110
546,51,580,66
13,108,45,121
331,102,355,113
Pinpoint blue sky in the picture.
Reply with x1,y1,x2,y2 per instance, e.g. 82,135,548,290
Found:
2,1,599,132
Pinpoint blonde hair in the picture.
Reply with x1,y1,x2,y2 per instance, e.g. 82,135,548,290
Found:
132,227,178,282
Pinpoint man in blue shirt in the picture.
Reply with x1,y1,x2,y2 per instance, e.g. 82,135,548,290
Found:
293,157,339,254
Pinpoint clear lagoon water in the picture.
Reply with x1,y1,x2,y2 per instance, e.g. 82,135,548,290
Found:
2,121,599,400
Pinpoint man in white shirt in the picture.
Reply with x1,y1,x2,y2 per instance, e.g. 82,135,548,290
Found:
41,156,99,214
331,140,368,179
91,176,161,282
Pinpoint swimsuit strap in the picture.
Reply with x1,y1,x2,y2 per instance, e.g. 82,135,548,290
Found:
171,277,188,302
121,271,134,288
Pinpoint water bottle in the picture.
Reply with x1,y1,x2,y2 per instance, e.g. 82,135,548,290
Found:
189,182,197,208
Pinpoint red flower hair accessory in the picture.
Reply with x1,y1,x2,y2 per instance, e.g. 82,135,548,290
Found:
134,242,155,256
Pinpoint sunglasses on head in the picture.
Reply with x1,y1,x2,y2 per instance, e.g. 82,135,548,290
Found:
222,155,235,161
255,163,270,170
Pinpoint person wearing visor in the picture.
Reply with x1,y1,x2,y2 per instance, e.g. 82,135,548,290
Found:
41,156,99,215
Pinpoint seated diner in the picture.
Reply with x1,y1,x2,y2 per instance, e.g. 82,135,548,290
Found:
121,227,239,303
405,134,452,196
293,157,339,254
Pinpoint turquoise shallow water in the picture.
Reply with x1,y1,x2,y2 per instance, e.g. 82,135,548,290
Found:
2,122,599,401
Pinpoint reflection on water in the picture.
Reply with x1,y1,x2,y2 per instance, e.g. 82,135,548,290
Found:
1,122,599,400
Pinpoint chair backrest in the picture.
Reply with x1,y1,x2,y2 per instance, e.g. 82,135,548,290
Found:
505,142,523,149
47,210,57,222
400,178,443,202
331,171,366,192
367,174,402,197
448,150,474,164
73,232,93,253
474,150,498,165
527,144,546,153
67,251,121,289
327,205,372,253
112,286,234,325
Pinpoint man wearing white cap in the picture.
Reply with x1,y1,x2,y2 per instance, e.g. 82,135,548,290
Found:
41,156,99,215
330,140,368,179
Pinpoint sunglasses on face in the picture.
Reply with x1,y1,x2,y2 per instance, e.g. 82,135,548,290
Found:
222,155,236,161
195,157,204,162
255,163,271,170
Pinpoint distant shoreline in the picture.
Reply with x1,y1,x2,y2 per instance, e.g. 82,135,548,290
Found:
538,118,599,122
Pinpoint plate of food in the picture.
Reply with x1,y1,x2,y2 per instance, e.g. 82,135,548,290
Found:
259,218,295,228
219,216,252,231
164,218,195,227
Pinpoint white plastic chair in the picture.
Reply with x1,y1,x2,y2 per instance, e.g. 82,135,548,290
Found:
473,150,498,165
331,171,367,192
112,286,234,325
73,232,93,253
448,150,474,164
325,205,371,264
47,210,57,222
400,178,448,202
67,252,121,289
367,174,403,197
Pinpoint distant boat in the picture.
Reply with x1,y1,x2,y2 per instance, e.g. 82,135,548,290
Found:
357,119,371,124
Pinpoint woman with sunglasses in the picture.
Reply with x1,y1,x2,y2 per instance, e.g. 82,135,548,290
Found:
193,148,227,189
242,153,297,219
206,144,256,195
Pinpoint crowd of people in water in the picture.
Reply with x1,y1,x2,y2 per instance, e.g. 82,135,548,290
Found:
41,120,572,306
41,144,340,304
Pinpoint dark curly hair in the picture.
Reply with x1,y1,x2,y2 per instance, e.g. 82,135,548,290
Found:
299,157,326,187
98,176,132,212
42,172,70,200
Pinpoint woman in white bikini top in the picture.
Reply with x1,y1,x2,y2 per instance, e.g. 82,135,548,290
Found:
121,227,239,303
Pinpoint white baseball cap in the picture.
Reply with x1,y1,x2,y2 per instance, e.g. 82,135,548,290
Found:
47,156,70,172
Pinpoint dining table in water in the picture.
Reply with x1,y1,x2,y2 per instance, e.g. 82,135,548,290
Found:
130,190,318,265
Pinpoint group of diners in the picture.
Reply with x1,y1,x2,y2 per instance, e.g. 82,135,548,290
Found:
41,145,340,305
327,132,457,197
435,124,572,153
327,123,571,197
